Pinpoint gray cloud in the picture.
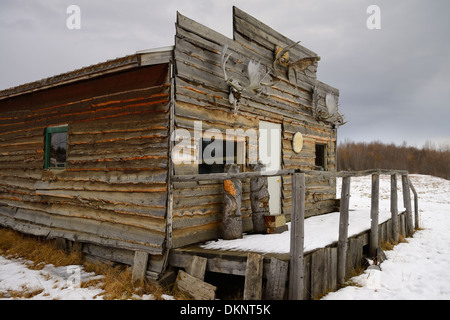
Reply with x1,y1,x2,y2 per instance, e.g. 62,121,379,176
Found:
1,0,449,147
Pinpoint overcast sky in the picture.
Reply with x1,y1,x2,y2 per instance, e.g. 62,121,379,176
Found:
1,0,449,148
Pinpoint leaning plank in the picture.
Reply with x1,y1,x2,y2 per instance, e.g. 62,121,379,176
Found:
176,270,217,300
243,252,264,300
264,258,288,300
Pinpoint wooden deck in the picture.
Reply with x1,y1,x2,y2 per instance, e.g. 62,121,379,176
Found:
168,211,408,300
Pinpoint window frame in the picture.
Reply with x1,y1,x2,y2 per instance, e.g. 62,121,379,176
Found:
315,143,327,171
198,137,245,174
44,125,69,170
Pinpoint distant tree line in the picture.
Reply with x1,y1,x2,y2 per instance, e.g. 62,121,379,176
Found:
337,140,450,180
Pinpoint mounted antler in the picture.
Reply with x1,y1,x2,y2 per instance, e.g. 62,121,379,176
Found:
313,86,346,126
220,44,232,82
247,60,271,95
220,45,243,114
288,56,321,72
273,41,301,70
220,45,270,115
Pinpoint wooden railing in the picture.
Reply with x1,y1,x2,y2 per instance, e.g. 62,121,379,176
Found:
172,168,419,300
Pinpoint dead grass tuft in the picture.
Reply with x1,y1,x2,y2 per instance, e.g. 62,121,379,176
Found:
0,228,83,268
380,240,395,251
398,234,408,244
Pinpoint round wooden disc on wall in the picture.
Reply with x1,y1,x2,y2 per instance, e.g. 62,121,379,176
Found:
292,132,304,153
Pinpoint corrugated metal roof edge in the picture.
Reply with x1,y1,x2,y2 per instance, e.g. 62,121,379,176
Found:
0,46,174,101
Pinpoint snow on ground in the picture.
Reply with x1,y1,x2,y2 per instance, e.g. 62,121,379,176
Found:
201,174,424,254
0,258,104,300
323,174,450,300
0,174,449,299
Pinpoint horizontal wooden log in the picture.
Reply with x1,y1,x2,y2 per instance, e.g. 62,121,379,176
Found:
172,169,295,182
0,209,164,254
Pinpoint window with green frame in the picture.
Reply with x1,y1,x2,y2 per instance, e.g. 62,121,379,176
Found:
44,125,68,169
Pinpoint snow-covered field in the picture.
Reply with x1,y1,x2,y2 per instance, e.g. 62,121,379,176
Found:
0,174,449,300
323,174,450,300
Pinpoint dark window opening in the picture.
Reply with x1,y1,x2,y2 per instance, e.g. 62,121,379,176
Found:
199,138,237,174
45,126,68,169
315,143,326,171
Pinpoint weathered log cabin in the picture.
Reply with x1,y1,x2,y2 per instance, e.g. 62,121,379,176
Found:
0,7,344,280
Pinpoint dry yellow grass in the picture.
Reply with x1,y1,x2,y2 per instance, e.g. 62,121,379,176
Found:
0,227,180,300
0,228,83,268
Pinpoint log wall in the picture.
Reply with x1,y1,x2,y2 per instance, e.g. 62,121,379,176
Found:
0,63,171,257
171,8,339,247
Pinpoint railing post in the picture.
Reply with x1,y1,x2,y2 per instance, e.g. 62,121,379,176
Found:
289,173,305,300
402,174,414,237
337,176,351,285
390,174,399,243
408,176,420,229
370,173,380,258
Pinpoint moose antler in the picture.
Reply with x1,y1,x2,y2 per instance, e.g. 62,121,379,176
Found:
220,44,233,82
273,41,301,70
220,45,271,115
288,56,321,72
247,60,271,95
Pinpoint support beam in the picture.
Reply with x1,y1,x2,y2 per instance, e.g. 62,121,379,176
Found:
390,174,399,243
243,252,264,300
370,174,380,258
337,176,351,285
132,251,149,283
408,176,420,229
402,175,414,237
289,173,305,300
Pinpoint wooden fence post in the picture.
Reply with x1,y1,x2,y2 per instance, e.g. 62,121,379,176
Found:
337,176,351,285
390,174,399,243
289,173,305,300
370,174,380,258
408,176,420,229
401,174,414,237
